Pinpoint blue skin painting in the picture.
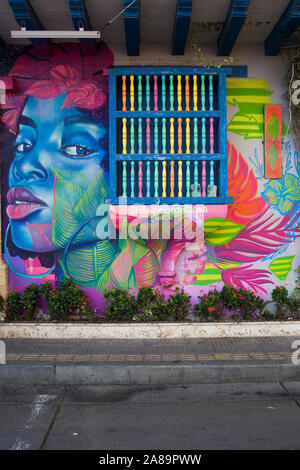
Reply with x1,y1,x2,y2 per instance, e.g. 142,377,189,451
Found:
7,94,108,254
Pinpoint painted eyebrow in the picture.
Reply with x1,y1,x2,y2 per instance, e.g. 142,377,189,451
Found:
19,115,37,130
64,115,102,128
63,115,107,140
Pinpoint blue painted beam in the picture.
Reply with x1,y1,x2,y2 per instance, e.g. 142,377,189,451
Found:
172,0,192,55
68,0,92,43
217,0,250,56
8,0,46,44
124,0,140,56
265,0,300,55
0,37,7,58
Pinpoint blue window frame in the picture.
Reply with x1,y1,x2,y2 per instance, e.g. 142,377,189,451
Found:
108,66,233,204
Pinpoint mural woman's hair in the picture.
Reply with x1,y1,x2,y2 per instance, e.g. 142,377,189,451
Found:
1,41,114,266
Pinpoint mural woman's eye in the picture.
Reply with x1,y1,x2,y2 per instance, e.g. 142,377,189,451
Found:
14,142,32,153
61,144,94,157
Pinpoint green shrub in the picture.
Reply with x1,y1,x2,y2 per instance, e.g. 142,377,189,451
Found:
167,288,191,321
5,290,24,321
40,278,96,322
103,287,137,321
193,288,222,320
135,286,168,321
271,286,289,318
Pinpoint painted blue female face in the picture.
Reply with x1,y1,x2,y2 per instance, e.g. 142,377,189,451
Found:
7,94,108,252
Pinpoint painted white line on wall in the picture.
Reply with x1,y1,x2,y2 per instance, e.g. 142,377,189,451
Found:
10,394,57,450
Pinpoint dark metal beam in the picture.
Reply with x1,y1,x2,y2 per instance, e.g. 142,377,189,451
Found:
8,0,47,45
124,0,140,56
172,0,193,55
68,0,92,43
265,0,300,56
0,37,7,58
217,0,250,56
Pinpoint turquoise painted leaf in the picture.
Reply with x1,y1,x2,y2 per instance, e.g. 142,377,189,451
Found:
52,174,83,249
62,239,117,287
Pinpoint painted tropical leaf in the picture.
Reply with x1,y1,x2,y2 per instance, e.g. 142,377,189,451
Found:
190,260,242,286
226,78,273,140
204,217,245,245
215,208,292,263
52,174,83,249
227,141,268,225
267,113,280,139
269,255,295,280
74,170,108,238
52,168,90,190
98,243,134,289
147,239,168,264
191,262,222,285
61,239,116,287
221,264,273,294
52,169,108,249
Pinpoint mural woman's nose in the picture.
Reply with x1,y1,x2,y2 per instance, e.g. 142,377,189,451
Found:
11,151,48,184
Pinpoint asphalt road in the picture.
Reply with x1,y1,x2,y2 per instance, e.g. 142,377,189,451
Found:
0,382,300,450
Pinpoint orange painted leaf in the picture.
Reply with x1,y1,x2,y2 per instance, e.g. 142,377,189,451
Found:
227,141,267,225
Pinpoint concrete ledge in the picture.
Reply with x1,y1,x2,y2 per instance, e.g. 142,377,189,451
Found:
1,321,300,339
1,363,299,385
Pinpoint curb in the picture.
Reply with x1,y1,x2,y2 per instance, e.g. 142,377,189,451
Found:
1,321,300,338
1,363,300,385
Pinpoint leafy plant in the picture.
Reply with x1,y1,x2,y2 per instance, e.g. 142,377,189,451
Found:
22,283,40,319
194,289,223,320
103,287,137,322
194,285,270,321
167,288,191,321
40,278,96,322
5,290,24,321
135,286,168,322
271,286,289,319
0,295,4,314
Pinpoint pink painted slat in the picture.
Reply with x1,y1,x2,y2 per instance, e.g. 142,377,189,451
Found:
202,162,206,197
210,118,214,153
154,75,158,111
138,161,143,197
146,118,151,154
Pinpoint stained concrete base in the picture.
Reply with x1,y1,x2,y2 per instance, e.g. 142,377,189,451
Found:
1,321,300,339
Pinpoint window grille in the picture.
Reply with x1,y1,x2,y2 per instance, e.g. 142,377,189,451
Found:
108,66,233,204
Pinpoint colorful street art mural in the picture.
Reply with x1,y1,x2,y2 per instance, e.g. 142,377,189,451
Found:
1,44,300,309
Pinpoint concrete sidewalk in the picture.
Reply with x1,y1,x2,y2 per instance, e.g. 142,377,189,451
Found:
1,336,300,385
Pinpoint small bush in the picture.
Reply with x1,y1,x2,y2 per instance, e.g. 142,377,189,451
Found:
103,287,137,321
5,290,24,321
193,289,223,320
271,286,289,319
135,286,168,322
40,278,96,322
194,285,270,321
167,288,191,321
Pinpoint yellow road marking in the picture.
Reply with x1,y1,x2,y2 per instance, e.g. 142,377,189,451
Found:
4,351,295,362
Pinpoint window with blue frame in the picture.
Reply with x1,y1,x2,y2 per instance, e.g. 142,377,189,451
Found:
108,67,233,204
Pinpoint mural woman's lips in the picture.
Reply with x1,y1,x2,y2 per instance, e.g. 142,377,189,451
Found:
6,187,47,220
